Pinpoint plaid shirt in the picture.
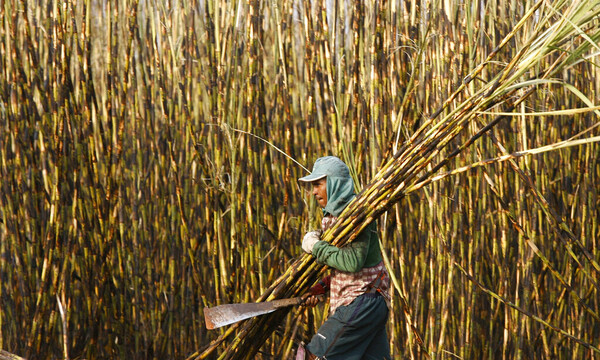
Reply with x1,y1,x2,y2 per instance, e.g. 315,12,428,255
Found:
318,215,390,314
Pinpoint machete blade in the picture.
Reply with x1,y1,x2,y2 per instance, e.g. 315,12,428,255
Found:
204,297,304,329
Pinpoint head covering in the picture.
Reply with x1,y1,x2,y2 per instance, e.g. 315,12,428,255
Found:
298,156,355,216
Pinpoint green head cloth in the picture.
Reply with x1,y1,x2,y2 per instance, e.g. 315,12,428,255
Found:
298,156,355,217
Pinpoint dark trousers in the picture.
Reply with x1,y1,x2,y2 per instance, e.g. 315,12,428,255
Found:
306,293,391,360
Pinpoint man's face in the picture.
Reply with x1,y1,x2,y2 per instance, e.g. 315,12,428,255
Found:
311,178,328,208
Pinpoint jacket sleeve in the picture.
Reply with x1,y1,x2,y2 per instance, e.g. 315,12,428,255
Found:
311,228,371,273
308,276,331,295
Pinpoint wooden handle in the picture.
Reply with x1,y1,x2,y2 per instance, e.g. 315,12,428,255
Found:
271,297,305,309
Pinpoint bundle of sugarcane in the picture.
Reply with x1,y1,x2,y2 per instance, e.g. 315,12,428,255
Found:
193,0,600,358
0,350,26,360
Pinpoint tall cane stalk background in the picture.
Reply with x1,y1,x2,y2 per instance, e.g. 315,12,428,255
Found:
1,0,599,359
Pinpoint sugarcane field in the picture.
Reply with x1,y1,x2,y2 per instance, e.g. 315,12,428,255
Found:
2,0,600,359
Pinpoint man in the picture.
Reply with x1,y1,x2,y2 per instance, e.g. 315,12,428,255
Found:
296,156,391,360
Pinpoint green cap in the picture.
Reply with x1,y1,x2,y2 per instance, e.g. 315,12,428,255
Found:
298,156,350,182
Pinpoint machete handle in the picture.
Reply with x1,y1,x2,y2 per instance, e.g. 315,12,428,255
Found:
299,294,326,306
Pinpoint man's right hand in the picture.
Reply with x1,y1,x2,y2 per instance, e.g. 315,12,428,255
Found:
301,293,323,307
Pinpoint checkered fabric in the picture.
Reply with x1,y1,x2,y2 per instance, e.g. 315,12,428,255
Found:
321,215,391,314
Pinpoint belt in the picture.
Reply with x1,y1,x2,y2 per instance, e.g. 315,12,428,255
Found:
366,271,385,294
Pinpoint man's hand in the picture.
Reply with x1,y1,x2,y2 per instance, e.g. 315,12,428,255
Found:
301,293,323,307
302,230,321,254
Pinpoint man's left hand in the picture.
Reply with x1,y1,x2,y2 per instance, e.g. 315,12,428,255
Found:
302,231,321,254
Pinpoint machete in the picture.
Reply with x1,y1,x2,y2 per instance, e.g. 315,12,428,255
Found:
204,297,305,329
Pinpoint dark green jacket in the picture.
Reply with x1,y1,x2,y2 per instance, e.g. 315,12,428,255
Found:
313,220,382,272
